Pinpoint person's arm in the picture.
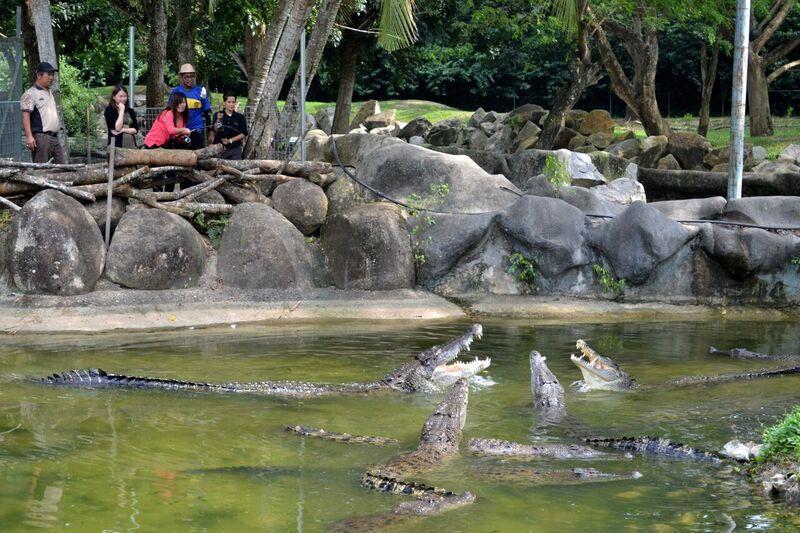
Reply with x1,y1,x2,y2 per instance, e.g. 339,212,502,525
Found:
22,111,36,150
127,108,139,134
114,104,125,132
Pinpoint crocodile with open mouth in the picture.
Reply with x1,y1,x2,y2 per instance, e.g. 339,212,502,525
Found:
571,340,800,392
530,351,567,422
37,325,491,398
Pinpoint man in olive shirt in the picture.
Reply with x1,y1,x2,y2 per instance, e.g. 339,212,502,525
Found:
20,62,66,164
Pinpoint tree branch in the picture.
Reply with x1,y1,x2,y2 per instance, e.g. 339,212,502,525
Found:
767,59,800,84
752,0,796,53
589,18,637,108
764,34,800,67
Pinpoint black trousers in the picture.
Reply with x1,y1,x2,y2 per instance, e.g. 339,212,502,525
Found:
189,129,206,150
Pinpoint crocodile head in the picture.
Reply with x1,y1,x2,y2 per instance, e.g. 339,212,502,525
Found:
570,339,638,391
420,378,469,453
529,351,566,417
381,324,490,393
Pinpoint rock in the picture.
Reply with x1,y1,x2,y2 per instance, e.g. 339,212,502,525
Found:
468,108,487,127
587,151,638,181
722,196,800,227
752,145,768,164
82,197,126,239
779,143,800,163
558,186,626,217
506,103,547,126
587,132,614,150
710,163,728,173
479,121,496,136
350,99,381,129
408,136,425,146
369,124,400,137
568,134,588,150
469,129,490,151
591,178,646,205
606,138,641,159
551,149,607,187
565,109,588,130
657,154,681,170
752,158,800,174
314,106,335,134
721,440,753,461
667,132,713,170
217,203,314,288
553,127,580,149
504,149,606,189
105,208,207,290
614,130,636,142
271,179,328,235
196,190,226,205
513,121,541,152
573,145,597,154
523,174,558,198
639,135,669,168
321,203,414,290
700,224,800,279
356,142,520,213
703,144,756,170
5,190,105,295
364,109,397,130
427,118,464,146
399,117,433,140
485,128,512,153
329,132,404,168
578,109,614,135
325,168,374,217
498,195,588,277
588,202,698,285
481,110,500,124
649,197,726,220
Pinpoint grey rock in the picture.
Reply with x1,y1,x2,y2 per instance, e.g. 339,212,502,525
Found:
565,109,588,130
350,100,381,129
83,197,126,239
105,208,207,290
639,135,669,168
606,138,641,159
324,168,374,217
752,158,800,174
504,149,606,189
513,121,541,152
752,145,768,164
568,134,588,150
364,110,397,130
722,196,800,227
650,197,726,221
589,202,698,285
217,203,313,289
700,224,800,279
321,203,414,290
588,151,638,181
779,143,800,164
196,190,226,204
481,111,500,124
427,118,464,146
667,132,713,170
5,190,105,295
591,178,646,205
658,154,681,170
523,174,558,198
469,129,490,151
468,108,487,127
553,127,579,149
408,136,425,146
271,180,328,235
587,132,614,150
369,124,400,137
558,186,626,217
399,117,433,140
721,440,754,462
314,107,335,134
498,195,588,277
479,121,497,136
506,103,546,125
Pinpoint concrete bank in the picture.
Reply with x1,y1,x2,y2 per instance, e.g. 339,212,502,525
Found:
1,288,798,334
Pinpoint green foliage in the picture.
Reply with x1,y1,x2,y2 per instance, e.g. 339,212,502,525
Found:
593,264,626,297
505,114,525,128
60,61,97,136
544,154,571,188
193,213,230,248
0,210,11,230
786,107,795,119
792,256,800,267
506,252,538,293
758,406,800,462
682,113,694,121
378,0,419,52
407,182,450,265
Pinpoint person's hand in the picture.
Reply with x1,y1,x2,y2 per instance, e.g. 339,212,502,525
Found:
124,128,137,135
222,138,229,145
179,128,191,136
25,134,36,151
117,102,125,114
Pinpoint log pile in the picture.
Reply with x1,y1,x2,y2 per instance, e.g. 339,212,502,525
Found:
0,145,334,218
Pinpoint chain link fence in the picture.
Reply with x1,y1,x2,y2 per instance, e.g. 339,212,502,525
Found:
0,35,24,162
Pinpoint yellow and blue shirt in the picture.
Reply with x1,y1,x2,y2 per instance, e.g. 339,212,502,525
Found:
170,85,211,131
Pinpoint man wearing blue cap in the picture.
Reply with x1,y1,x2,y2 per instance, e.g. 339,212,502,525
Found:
20,62,66,163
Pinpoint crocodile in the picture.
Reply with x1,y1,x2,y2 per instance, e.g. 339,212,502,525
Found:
709,346,800,362
471,466,642,485
38,324,490,398
467,438,620,460
285,425,397,445
571,340,800,392
584,436,723,463
360,378,475,514
530,351,566,422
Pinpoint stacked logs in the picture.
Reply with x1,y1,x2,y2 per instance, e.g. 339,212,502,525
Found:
0,144,334,219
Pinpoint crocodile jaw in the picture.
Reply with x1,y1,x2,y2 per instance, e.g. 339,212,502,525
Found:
430,357,492,389
570,340,636,391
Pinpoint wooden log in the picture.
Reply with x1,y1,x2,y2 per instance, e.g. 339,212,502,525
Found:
197,158,332,176
6,173,96,201
638,168,800,201
194,143,225,160
116,185,190,216
0,182,36,195
113,144,224,167
191,170,267,204
28,165,137,185
163,201,234,214
75,166,152,197
151,176,228,202
0,159,89,170
0,195,21,211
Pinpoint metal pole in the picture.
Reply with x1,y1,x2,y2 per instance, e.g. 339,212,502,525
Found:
104,143,116,249
300,29,307,163
16,6,21,38
129,26,135,107
727,0,751,200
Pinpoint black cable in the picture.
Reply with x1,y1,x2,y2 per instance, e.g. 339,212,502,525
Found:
328,135,800,231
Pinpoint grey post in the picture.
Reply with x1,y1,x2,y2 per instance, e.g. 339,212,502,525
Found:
129,26,135,106
104,143,116,248
727,0,751,200
300,29,307,163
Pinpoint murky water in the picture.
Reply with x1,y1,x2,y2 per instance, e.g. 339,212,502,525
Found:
1,319,799,531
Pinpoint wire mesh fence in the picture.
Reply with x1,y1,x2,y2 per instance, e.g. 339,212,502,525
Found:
0,35,23,161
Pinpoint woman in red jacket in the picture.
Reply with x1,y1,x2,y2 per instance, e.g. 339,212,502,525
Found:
144,93,191,149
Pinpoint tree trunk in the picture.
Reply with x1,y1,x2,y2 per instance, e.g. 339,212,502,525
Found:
748,52,774,137
244,22,267,102
697,41,720,137
245,0,313,158
175,0,196,66
26,0,69,158
21,3,39,86
247,0,296,110
144,0,168,107
331,31,363,134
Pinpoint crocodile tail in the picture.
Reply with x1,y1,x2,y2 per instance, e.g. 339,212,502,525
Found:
360,472,454,497
40,369,214,391
42,368,110,385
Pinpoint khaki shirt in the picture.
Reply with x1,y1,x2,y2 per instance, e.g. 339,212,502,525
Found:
20,84,61,133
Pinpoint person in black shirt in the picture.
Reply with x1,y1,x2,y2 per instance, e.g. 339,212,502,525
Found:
209,91,248,160
104,85,139,148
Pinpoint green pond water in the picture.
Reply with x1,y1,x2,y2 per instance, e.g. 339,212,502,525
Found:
1,319,799,531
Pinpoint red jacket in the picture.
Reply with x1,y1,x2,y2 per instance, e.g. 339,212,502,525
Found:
144,110,185,148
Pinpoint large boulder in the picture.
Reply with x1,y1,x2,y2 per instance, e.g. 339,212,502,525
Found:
350,100,380,129
356,143,520,213
321,203,414,290
83,197,127,239
364,110,397,130
588,202,698,285
217,203,313,288
513,121,541,152
399,117,432,140
315,107,335,134
427,118,464,146
558,186,626,217
506,104,546,126
104,208,207,289
638,135,669,168
505,149,606,189
722,196,800,227
658,154,681,170
498,195,588,277
590,178,646,205
468,108,487,127
779,143,800,164
606,138,641,159
587,151,638,181
578,109,614,135
649,197,727,221
752,158,800,174
271,179,328,235
324,169,374,217
667,132,712,170
700,225,800,279
5,190,105,295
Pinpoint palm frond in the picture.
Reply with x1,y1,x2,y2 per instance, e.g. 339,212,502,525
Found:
377,0,418,52
551,0,578,34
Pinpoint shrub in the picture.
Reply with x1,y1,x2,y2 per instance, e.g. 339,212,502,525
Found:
59,61,97,136
544,154,570,188
506,252,538,293
759,406,800,462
